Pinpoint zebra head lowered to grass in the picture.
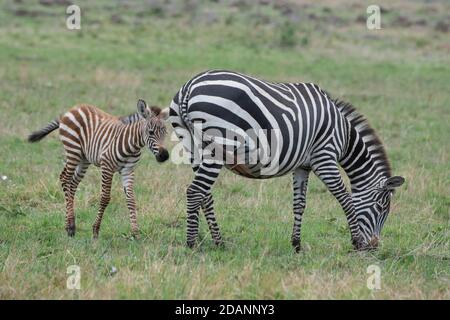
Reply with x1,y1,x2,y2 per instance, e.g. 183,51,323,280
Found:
28,100,169,238
168,69,405,252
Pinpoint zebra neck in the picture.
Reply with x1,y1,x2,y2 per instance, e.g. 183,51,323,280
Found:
119,112,141,124
124,120,147,151
340,126,390,193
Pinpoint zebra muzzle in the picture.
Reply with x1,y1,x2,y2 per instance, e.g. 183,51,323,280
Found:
155,148,169,162
368,236,379,249
357,236,380,251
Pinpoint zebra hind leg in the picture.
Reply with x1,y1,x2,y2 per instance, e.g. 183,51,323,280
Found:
92,167,114,239
59,162,78,237
292,168,310,253
201,192,223,247
71,162,89,189
186,161,222,248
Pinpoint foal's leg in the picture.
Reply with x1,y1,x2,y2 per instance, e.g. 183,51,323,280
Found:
70,162,90,192
60,162,77,236
65,161,90,236
186,160,222,248
292,167,310,252
92,166,114,238
120,168,139,237
60,157,88,237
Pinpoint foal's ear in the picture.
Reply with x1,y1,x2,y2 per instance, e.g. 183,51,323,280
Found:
137,99,150,119
383,176,405,190
158,108,170,121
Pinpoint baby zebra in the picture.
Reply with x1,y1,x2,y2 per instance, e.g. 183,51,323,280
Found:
28,100,169,238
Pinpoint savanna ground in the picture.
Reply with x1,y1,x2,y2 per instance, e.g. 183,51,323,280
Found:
0,0,449,299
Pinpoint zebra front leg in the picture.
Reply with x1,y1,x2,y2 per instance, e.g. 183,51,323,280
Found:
186,161,222,248
292,168,310,253
201,193,223,246
311,158,362,249
120,169,139,237
92,167,113,239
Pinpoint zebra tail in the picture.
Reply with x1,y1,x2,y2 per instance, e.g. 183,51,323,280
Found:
28,119,60,143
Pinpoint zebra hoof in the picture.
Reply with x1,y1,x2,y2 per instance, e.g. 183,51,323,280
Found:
130,233,140,240
186,240,196,248
66,226,76,237
92,227,99,239
214,240,225,248
292,240,301,253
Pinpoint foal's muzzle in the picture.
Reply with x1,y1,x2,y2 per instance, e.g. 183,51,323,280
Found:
155,148,169,162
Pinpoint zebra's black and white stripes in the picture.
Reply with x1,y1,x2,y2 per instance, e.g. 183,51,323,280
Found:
168,70,404,251
28,100,169,238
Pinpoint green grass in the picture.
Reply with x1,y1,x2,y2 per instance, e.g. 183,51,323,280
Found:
0,0,449,299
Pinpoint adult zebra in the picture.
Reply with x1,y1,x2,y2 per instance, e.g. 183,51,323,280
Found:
168,70,405,252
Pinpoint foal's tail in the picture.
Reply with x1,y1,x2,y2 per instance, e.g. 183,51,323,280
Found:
28,119,60,143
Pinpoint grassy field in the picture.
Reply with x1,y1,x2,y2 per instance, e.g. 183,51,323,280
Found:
0,0,449,299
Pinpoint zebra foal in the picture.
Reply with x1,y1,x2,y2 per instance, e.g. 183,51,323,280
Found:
28,100,169,238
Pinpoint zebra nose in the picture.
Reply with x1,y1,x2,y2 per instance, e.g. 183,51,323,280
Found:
156,148,169,162
369,236,379,248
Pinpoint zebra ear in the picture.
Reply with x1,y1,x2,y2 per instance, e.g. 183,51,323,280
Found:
137,99,150,119
383,176,405,190
158,108,170,121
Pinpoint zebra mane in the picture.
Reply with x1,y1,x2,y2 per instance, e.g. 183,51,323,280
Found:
332,98,392,178
119,112,142,124
119,106,162,124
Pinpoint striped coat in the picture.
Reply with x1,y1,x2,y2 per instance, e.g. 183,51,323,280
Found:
169,70,404,251
28,100,169,238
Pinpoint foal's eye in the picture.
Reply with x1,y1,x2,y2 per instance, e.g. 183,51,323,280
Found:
149,130,154,135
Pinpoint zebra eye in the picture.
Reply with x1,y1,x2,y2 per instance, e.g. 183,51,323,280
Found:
149,129,155,135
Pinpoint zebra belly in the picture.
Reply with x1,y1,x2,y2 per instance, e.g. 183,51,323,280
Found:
223,155,298,179
83,145,102,167
225,164,269,179
225,158,313,178
218,136,310,178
